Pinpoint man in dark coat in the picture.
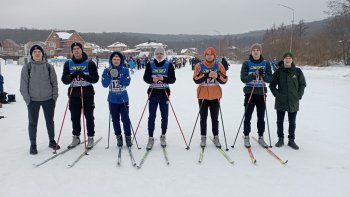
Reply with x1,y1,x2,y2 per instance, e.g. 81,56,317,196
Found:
269,51,306,150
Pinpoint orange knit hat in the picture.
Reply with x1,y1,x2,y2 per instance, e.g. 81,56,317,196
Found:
203,47,217,57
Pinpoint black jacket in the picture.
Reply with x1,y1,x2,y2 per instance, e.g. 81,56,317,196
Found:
61,52,99,97
143,59,176,97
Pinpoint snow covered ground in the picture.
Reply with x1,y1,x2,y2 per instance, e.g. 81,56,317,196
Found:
0,62,349,197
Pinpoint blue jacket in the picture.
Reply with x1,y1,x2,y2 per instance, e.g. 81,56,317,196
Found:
102,51,131,104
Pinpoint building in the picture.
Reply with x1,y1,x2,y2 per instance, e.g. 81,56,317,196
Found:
0,39,23,56
107,42,128,52
45,31,88,58
180,48,198,56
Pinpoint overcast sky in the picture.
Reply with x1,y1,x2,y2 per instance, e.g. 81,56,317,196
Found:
1,0,330,35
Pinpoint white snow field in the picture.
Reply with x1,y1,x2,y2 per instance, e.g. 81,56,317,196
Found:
0,62,349,197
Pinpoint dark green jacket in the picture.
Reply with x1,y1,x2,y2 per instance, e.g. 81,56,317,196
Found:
240,55,273,95
269,61,306,112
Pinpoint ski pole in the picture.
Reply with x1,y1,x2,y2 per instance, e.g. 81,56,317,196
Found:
186,98,204,150
231,79,257,148
80,85,88,154
120,96,142,150
218,99,229,151
54,86,73,154
162,84,189,148
132,87,154,143
260,76,272,148
105,102,111,149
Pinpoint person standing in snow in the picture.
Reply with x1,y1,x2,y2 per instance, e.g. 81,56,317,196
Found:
269,52,306,150
20,45,59,155
102,51,132,147
193,47,228,148
240,43,273,148
143,47,176,150
61,42,99,149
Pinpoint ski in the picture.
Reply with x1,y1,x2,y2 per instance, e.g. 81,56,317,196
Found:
247,148,257,164
162,147,170,165
137,150,150,169
33,140,86,167
198,147,205,163
128,147,137,166
117,147,122,166
209,136,234,164
68,137,102,168
252,136,288,165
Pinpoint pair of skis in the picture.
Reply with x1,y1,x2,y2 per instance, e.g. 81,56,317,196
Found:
33,137,102,168
117,147,136,166
137,146,170,169
245,136,288,165
198,136,234,164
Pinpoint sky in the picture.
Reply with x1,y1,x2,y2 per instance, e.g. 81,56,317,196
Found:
0,0,330,35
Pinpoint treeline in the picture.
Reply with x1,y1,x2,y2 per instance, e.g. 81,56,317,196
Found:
262,0,350,66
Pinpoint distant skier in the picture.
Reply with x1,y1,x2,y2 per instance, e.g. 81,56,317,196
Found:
20,45,59,155
102,51,132,147
271,57,278,72
269,52,306,150
143,47,176,150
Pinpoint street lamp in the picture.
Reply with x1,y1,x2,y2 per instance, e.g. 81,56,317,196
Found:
278,4,295,52
213,30,221,56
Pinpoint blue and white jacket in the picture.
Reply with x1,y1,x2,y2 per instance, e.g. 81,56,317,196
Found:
102,51,131,104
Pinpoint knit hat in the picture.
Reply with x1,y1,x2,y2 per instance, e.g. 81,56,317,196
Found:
71,42,83,51
203,47,217,57
282,51,294,59
250,43,262,53
30,45,44,60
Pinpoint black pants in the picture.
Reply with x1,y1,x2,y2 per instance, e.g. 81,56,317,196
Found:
27,99,56,145
69,96,95,137
199,99,220,136
243,94,266,136
277,111,297,140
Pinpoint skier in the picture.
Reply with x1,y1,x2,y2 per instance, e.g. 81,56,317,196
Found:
102,51,132,147
271,57,278,72
61,42,99,149
193,47,228,148
20,45,59,154
240,43,273,148
143,47,176,150
221,56,230,71
269,52,306,150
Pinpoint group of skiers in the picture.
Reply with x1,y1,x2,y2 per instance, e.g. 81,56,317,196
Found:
19,42,306,155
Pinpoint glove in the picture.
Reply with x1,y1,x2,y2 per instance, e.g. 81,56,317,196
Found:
76,71,87,79
258,69,265,75
258,69,265,78
69,72,78,79
109,69,119,78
